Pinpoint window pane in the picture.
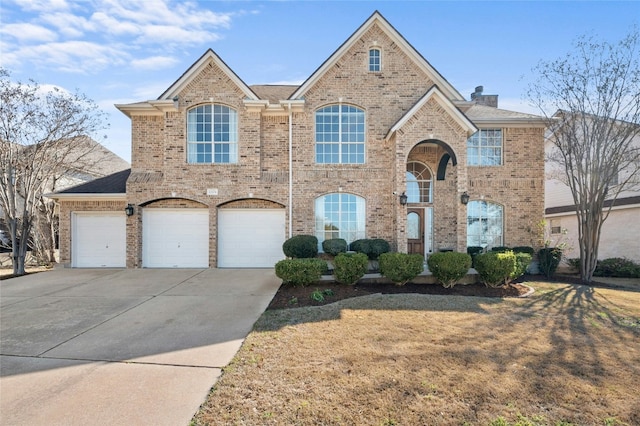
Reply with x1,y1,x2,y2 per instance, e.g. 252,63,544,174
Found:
467,129,502,166
315,193,366,250
466,201,503,249
315,105,365,164
187,104,238,164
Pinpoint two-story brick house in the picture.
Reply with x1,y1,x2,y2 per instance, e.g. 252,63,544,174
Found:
53,11,546,269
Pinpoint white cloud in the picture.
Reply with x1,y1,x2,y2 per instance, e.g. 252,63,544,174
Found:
3,41,129,73
4,0,242,73
0,23,58,42
131,55,179,70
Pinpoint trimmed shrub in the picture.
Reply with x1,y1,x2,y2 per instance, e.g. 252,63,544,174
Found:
594,257,640,278
566,257,581,273
322,238,348,256
369,238,391,260
275,258,326,286
475,251,516,287
379,252,424,286
538,247,563,279
350,238,390,260
282,235,318,259
511,252,532,281
467,246,484,268
334,252,368,285
512,246,535,256
490,246,510,253
427,252,472,288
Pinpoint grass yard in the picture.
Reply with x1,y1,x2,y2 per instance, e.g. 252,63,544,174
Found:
193,280,640,425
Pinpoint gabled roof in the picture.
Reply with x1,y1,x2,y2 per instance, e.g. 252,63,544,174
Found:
50,169,130,199
158,49,259,101
385,85,477,140
290,11,464,102
117,50,262,117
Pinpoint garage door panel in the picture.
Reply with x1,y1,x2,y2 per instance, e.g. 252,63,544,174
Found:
143,209,209,268
73,213,126,268
218,209,285,268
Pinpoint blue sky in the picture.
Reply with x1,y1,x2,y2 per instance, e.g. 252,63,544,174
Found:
1,0,638,162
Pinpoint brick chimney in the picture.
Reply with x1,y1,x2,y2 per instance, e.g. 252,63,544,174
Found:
470,86,498,108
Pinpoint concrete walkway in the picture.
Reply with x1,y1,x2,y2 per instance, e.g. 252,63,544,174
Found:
0,268,281,426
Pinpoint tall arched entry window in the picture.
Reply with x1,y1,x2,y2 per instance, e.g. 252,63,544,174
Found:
467,201,504,249
406,162,432,203
406,162,433,258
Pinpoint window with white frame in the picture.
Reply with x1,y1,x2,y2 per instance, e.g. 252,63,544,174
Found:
406,162,433,203
369,48,381,72
315,193,366,248
467,129,502,166
467,200,503,249
550,219,562,235
315,105,365,164
187,104,238,164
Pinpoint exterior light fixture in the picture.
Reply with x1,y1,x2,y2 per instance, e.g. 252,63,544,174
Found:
125,203,135,216
399,192,408,206
460,192,470,205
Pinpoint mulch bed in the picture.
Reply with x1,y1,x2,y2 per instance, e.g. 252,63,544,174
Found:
267,280,532,310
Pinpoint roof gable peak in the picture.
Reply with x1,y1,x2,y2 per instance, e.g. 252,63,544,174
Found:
290,11,463,101
158,49,259,101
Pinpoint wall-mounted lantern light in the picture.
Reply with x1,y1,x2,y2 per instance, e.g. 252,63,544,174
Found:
399,192,408,206
460,192,470,205
125,203,135,216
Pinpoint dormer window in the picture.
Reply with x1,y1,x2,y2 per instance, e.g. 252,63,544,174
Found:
369,48,381,72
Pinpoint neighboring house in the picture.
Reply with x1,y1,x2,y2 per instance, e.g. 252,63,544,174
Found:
545,115,640,263
52,11,546,269
0,136,129,252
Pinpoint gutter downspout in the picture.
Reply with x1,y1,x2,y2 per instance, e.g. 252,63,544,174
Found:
286,102,293,239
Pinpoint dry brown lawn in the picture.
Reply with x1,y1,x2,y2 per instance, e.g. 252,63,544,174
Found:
193,281,640,425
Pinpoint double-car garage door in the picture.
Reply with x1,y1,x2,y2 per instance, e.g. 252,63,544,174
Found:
72,208,285,268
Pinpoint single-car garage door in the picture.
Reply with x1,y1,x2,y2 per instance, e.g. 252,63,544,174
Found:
218,209,286,268
143,209,209,268
72,212,126,267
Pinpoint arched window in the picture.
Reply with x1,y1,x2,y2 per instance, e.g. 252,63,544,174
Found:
187,104,238,164
315,193,366,247
315,104,365,164
369,48,381,72
467,201,503,249
406,162,433,203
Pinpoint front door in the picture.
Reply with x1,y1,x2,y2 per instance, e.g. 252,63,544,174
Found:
407,209,424,255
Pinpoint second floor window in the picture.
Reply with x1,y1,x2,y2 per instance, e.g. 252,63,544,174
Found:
369,48,381,72
187,104,238,164
467,129,502,166
315,105,365,164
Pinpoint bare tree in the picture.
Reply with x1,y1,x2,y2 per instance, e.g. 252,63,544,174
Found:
528,29,640,282
0,69,108,275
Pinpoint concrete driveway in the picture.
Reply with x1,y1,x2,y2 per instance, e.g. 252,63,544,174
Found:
0,268,281,426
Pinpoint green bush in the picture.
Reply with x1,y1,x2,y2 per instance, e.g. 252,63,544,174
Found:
282,235,318,259
321,238,348,256
512,246,535,255
334,252,368,285
490,246,510,253
594,257,640,278
379,252,424,286
566,257,581,273
467,246,484,268
427,252,472,288
538,247,563,279
475,251,516,287
511,252,532,281
275,258,326,286
350,238,390,260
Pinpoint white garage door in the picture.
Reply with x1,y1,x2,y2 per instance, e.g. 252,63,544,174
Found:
73,213,126,267
143,209,209,268
218,209,286,268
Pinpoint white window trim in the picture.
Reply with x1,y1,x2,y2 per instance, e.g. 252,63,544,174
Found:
467,128,503,166
186,104,238,164
315,103,366,164
368,47,382,72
